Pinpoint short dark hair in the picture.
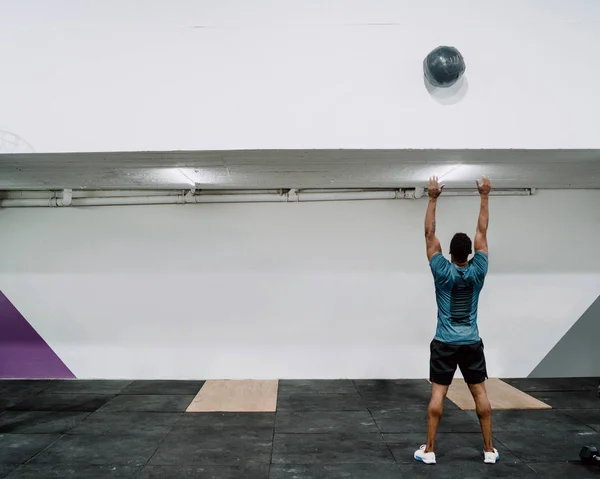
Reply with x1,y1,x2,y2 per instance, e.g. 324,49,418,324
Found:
449,233,472,262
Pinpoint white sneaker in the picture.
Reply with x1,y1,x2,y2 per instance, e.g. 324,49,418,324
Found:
414,444,436,464
484,448,500,464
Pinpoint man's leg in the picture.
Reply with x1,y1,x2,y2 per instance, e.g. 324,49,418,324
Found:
467,381,494,452
459,340,498,461
422,339,457,453
425,382,449,452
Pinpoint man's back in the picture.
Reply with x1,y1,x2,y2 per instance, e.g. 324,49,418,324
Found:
430,251,488,345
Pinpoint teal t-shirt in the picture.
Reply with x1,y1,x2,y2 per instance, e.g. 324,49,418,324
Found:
429,251,488,345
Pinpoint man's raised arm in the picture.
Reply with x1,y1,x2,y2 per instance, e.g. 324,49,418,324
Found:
425,176,444,261
474,177,491,255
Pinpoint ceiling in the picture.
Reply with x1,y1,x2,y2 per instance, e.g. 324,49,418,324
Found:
0,149,599,191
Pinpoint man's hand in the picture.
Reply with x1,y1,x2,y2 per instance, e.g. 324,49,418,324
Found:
476,176,491,197
428,176,445,199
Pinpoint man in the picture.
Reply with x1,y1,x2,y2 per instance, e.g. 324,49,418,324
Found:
414,176,499,465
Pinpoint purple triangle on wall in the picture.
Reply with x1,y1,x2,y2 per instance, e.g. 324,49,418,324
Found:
0,290,75,379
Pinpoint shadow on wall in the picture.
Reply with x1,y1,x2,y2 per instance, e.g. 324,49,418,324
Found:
424,75,469,105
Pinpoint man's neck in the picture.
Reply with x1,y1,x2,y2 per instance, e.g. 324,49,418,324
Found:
451,258,468,268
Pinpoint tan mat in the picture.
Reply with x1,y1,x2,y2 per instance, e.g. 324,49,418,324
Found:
446,378,552,410
186,380,279,412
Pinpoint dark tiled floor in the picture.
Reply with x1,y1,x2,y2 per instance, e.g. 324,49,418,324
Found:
119,380,204,396
562,409,600,432
272,432,395,465
139,464,270,478
41,380,132,395
0,378,599,478
0,411,89,434
529,391,600,409
173,412,275,433
4,464,141,478
503,377,598,392
70,412,182,436
150,430,273,466
97,394,196,413
373,408,479,433
270,463,402,478
8,394,114,413
275,410,378,434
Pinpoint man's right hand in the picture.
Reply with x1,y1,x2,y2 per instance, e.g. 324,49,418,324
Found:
476,176,491,196
428,176,445,199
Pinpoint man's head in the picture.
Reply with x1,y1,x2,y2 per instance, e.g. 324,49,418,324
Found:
449,233,472,264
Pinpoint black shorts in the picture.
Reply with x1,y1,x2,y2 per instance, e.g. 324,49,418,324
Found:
430,339,488,386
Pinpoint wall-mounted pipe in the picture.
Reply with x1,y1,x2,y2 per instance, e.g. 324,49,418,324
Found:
0,187,534,208
295,190,399,202
0,193,288,207
191,193,287,204
439,188,534,197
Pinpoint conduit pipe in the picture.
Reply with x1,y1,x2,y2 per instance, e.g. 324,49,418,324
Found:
0,193,286,207
0,187,533,208
291,187,424,202
440,188,535,197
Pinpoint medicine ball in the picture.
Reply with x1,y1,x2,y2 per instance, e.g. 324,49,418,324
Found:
423,46,466,88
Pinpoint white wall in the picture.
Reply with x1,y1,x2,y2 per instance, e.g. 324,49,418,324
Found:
0,190,599,379
2,0,600,152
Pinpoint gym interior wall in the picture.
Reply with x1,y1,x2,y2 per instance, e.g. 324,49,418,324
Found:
0,190,599,379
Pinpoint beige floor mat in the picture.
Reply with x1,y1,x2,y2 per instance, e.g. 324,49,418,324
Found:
186,379,279,412
446,378,552,410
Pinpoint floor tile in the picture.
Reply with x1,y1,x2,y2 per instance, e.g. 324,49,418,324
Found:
372,408,480,433
466,409,596,432
398,462,537,478
384,432,520,464
31,434,163,466
353,379,432,395
275,410,378,434
503,377,599,392
278,380,357,396
8,394,113,412
149,430,273,465
0,411,89,434
355,380,455,411
272,433,394,464
0,434,59,464
358,393,437,411
561,409,600,432
139,464,269,478
529,391,600,409
0,396,38,413
173,413,274,432
187,380,277,412
0,381,51,396
5,464,141,478
99,395,194,413
42,380,132,395
269,463,403,478
121,381,204,396
277,393,365,412
69,412,181,435
493,429,600,462
0,465,16,479
527,461,600,478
